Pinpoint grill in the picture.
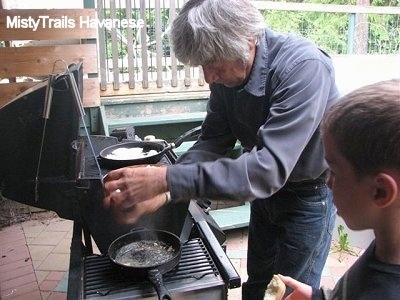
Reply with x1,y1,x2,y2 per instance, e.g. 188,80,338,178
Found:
0,63,241,299
82,238,226,299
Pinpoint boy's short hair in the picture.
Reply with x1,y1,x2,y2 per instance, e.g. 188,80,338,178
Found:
322,79,400,177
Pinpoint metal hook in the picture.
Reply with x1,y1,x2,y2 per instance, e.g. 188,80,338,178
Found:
51,59,69,75
66,67,86,117
42,74,55,119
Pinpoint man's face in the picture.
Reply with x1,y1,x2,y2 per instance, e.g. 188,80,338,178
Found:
323,132,376,231
201,38,257,88
201,59,251,87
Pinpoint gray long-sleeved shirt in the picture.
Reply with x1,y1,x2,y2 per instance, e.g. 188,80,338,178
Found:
167,28,340,202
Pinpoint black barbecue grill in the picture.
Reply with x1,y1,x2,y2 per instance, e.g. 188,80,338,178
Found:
82,238,227,299
0,63,241,299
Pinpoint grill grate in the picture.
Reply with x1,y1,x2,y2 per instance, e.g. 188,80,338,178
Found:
82,238,224,299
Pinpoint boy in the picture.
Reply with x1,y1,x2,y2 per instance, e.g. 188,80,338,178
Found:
280,78,400,299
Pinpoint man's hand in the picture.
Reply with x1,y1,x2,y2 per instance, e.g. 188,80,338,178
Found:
103,165,168,223
111,193,168,224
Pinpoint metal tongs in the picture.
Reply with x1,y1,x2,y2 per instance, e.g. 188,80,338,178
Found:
65,63,103,184
66,63,86,119
35,60,101,202
34,60,67,202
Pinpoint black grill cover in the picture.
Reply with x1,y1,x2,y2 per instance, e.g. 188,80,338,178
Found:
0,63,190,253
0,63,82,219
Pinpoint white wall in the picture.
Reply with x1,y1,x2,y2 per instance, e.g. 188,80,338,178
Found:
332,54,400,96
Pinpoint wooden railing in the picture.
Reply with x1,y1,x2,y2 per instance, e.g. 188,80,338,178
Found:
97,0,208,99
0,2,398,105
0,8,100,108
97,0,400,98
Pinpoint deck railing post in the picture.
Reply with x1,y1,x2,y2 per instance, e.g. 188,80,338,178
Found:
347,13,356,54
95,1,400,95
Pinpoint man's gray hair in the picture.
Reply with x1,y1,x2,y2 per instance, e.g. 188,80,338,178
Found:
168,0,265,66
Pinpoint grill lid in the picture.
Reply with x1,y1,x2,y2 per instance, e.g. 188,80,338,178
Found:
0,63,82,219
0,62,191,251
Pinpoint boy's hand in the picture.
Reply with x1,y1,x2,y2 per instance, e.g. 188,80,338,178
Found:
278,275,312,300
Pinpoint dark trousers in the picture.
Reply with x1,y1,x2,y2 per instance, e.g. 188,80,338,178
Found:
242,181,336,300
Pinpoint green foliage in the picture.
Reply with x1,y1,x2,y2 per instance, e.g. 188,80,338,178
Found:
331,225,359,262
101,1,400,68
260,0,400,54
368,13,400,53
263,9,350,53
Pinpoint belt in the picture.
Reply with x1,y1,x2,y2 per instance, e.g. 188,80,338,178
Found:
285,178,327,189
285,171,328,189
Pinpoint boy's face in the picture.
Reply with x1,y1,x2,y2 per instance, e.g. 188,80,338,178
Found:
323,132,376,230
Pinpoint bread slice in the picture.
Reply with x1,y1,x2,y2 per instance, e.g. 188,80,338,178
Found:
264,275,286,300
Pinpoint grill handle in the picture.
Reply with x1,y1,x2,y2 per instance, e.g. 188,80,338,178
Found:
189,201,241,289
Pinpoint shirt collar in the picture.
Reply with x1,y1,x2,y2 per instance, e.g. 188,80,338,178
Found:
241,31,268,97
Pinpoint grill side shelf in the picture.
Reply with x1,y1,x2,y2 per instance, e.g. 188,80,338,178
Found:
189,201,242,289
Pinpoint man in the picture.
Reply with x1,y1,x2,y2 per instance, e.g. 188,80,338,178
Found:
103,0,339,298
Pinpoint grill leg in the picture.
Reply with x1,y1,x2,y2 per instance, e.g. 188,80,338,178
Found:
67,221,84,300
82,222,93,255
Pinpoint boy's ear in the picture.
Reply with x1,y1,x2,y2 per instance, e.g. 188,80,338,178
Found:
373,173,398,208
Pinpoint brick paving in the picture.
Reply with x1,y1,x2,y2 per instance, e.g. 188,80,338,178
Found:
0,216,363,300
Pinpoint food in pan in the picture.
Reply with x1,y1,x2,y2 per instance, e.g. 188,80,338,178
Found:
105,147,158,160
264,275,286,300
115,240,176,267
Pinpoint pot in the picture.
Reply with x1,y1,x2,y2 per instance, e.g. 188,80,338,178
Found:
108,228,182,300
98,125,201,169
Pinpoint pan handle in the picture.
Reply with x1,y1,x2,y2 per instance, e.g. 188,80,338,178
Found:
171,125,202,148
147,268,172,300
129,227,146,233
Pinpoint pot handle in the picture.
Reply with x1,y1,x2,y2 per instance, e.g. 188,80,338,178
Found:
171,125,202,148
147,268,172,300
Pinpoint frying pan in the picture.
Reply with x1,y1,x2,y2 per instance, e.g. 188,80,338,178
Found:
108,228,182,300
98,125,201,169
